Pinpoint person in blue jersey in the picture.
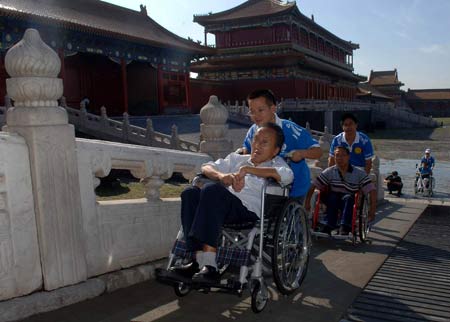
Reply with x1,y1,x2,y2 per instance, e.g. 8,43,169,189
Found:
328,113,374,174
415,148,435,188
239,89,322,200
420,148,435,174
305,146,377,236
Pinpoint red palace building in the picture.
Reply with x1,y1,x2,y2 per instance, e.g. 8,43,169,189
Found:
0,0,211,116
190,0,366,111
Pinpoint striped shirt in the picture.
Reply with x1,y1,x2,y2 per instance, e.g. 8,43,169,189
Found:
313,164,375,195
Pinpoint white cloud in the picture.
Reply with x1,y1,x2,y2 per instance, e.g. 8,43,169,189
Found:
419,44,446,55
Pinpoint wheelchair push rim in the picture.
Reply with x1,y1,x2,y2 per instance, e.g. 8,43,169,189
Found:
272,200,310,295
357,194,370,243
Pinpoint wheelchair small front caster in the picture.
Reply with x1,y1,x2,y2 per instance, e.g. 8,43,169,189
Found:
251,281,268,313
174,282,191,297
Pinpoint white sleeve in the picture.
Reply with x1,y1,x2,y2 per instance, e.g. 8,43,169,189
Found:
202,153,234,173
272,157,294,186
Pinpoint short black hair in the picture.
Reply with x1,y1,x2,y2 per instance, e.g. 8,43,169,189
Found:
392,171,398,176
334,145,350,155
259,122,284,149
247,89,277,107
340,113,358,125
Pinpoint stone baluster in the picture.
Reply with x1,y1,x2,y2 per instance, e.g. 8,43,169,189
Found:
60,95,67,107
4,94,12,108
305,121,311,133
138,157,174,200
170,124,180,149
199,95,233,160
100,105,108,127
122,112,129,141
145,118,154,146
314,126,332,170
4,28,87,290
371,155,384,202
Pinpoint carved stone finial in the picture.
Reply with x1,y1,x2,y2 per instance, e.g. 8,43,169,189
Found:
5,29,60,78
5,28,63,108
200,95,228,126
199,95,233,159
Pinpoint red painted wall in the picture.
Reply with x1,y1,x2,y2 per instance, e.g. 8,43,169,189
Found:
64,53,123,115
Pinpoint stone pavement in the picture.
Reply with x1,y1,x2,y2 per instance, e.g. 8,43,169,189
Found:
16,198,438,322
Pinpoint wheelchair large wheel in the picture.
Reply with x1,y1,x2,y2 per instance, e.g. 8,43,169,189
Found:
272,200,310,295
358,195,370,243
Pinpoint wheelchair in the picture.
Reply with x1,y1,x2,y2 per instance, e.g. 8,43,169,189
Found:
156,177,311,313
309,189,371,244
414,170,434,197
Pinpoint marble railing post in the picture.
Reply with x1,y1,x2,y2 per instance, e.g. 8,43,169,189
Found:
199,96,233,159
4,29,87,290
371,155,384,202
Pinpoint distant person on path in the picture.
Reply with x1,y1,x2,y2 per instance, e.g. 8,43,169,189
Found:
384,171,403,196
238,89,322,200
420,148,435,174
415,149,435,189
328,113,374,174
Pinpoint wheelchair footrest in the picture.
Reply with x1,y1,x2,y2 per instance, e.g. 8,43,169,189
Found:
172,240,251,268
155,268,245,293
155,268,193,286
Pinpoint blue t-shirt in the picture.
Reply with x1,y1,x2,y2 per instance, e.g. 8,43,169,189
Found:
329,131,374,168
243,117,319,197
420,156,434,174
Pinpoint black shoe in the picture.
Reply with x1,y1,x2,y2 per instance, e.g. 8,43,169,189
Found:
339,225,351,236
169,261,199,278
318,225,332,235
388,191,392,194
192,265,220,284
397,191,402,196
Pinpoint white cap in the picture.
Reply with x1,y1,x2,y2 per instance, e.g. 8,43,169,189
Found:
425,148,431,153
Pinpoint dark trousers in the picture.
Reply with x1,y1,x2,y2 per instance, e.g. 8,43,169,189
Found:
387,182,403,193
181,183,258,251
325,192,354,228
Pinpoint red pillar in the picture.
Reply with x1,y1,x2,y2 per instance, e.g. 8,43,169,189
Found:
121,58,128,114
157,66,164,114
185,72,191,111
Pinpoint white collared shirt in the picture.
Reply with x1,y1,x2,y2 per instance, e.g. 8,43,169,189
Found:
202,153,293,217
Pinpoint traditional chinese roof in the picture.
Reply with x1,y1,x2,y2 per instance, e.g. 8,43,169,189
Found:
368,69,404,87
191,52,365,82
194,0,358,51
406,89,450,101
0,0,211,54
357,82,394,100
194,0,295,23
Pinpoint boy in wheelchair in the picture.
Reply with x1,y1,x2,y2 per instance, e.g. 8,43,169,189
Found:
305,145,377,236
171,123,293,284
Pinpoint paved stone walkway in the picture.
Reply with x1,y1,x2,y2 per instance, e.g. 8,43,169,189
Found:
17,199,437,322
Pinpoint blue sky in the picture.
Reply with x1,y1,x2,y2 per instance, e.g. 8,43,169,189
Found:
105,0,450,90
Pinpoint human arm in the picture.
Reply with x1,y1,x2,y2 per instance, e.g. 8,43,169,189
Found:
287,146,322,162
365,159,372,175
304,184,316,211
201,164,235,186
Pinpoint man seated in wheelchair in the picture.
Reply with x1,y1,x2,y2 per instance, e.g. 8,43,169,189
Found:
305,145,377,236
416,162,432,189
172,122,293,284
